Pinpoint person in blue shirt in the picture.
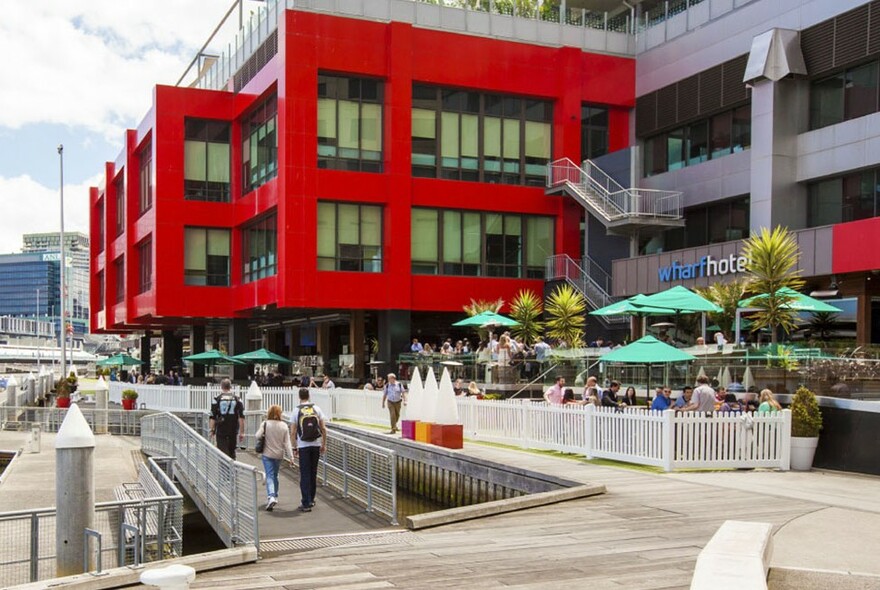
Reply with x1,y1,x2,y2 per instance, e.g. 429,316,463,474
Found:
410,338,423,353
674,386,693,409
651,386,673,411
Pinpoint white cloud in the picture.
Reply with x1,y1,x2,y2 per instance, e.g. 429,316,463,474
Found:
0,174,99,254
0,0,264,140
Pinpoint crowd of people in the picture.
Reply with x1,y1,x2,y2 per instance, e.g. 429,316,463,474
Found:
108,369,184,385
542,373,784,415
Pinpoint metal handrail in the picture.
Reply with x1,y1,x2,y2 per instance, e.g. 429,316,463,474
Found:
545,254,628,326
547,158,683,222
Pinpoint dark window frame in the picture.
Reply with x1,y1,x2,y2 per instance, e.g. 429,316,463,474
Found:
184,118,232,202
317,74,385,173
114,257,124,304
138,141,152,214
581,104,609,161
242,95,278,194
810,60,880,130
183,227,231,287
316,202,383,273
114,174,125,237
242,212,278,283
137,238,152,294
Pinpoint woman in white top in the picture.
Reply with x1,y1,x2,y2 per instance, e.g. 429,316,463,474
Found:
255,404,294,511
497,334,512,366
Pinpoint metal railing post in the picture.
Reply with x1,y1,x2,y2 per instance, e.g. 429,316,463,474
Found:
83,528,104,575
29,513,39,582
342,444,349,497
365,453,373,512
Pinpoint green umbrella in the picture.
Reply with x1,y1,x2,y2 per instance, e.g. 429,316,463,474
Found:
589,297,674,317
96,353,144,367
599,335,696,363
232,348,292,365
599,335,695,395
452,310,519,327
739,287,843,312
630,285,722,313
182,350,245,365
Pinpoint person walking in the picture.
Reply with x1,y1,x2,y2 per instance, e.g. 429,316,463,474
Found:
209,378,245,459
293,388,327,513
255,404,294,511
381,373,407,434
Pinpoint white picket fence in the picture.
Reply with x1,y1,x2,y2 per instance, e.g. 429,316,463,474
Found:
108,383,790,471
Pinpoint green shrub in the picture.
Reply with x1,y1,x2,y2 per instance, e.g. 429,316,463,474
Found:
122,389,139,401
790,386,822,438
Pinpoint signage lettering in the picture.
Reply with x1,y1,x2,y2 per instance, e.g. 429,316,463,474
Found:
658,254,747,282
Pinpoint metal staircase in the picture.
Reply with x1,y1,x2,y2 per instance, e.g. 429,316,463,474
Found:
545,158,685,233
545,254,627,326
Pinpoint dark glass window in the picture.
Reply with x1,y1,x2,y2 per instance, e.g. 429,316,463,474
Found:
411,85,552,186
139,142,152,214
811,61,880,130
96,270,104,312
242,213,277,283
184,227,230,286
114,257,124,303
96,199,104,253
185,119,231,202
137,239,152,294
411,208,553,278
581,105,609,160
114,174,124,237
644,105,751,177
317,202,382,272
661,196,750,252
808,169,880,227
318,74,384,172
242,95,278,194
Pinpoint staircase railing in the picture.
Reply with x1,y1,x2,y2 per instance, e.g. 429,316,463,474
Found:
547,158,682,222
545,254,627,325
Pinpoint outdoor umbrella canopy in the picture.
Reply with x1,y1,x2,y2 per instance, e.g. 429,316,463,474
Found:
231,348,292,364
739,287,843,312
599,335,696,364
630,286,722,314
96,353,144,367
589,297,674,317
182,350,245,365
452,310,519,327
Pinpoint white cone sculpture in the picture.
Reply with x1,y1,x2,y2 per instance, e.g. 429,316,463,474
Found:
434,368,460,425
742,366,754,391
422,367,440,424
697,366,707,380
406,366,424,422
721,366,732,388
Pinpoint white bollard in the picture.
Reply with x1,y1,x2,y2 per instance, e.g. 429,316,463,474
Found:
94,377,109,435
140,564,196,590
26,373,36,405
55,403,96,576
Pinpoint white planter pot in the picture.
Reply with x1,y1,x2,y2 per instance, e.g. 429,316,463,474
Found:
790,436,819,471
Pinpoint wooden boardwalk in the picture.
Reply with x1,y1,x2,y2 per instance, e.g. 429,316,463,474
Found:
150,442,823,590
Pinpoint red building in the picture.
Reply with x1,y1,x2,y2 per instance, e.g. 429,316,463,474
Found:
90,6,634,378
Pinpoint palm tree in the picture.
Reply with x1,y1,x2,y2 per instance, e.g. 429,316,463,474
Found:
741,226,805,344
544,284,586,347
509,289,543,345
696,279,749,338
462,297,505,342
808,311,839,342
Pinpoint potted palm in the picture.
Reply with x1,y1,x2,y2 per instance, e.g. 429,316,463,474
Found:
121,389,139,410
789,385,823,471
55,378,71,408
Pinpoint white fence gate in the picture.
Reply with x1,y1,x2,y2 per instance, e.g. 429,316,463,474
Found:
109,383,790,471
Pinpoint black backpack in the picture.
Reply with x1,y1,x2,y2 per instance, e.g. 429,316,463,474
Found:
297,404,322,442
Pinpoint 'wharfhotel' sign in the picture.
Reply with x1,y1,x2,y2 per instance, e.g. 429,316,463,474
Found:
658,254,748,282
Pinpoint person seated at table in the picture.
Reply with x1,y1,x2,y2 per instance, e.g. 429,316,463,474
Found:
373,375,386,391
466,381,482,397
651,387,674,411
742,387,760,412
562,388,582,405
453,378,465,396
621,386,638,407
757,389,782,414
601,381,622,407
674,386,693,409
719,393,741,413
715,386,727,404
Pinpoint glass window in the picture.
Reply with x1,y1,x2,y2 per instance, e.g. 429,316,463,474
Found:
115,174,124,237
316,202,383,272
842,171,877,222
318,75,384,172
242,95,277,194
114,257,124,303
710,111,732,159
581,105,609,161
242,213,277,283
845,62,879,122
644,135,667,177
184,227,230,286
96,200,104,253
808,178,843,226
687,121,708,166
96,270,104,311
810,73,845,129
412,85,552,185
667,128,685,171
137,239,152,294
732,106,751,152
139,142,152,214
185,119,231,202
411,208,552,277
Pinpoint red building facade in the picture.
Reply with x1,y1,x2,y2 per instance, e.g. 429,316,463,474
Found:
90,8,634,375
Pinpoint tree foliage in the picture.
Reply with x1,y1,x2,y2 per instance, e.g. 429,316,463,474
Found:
463,297,504,317
509,289,544,345
544,284,586,347
742,226,805,344
696,279,749,338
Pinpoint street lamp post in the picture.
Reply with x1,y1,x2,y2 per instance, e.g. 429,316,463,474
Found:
58,144,67,380
36,288,41,369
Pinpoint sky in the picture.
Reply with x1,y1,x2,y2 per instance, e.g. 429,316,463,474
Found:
0,0,264,254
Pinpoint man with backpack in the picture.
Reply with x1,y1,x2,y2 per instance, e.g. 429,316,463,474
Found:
294,387,327,513
209,378,245,459
381,373,406,434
